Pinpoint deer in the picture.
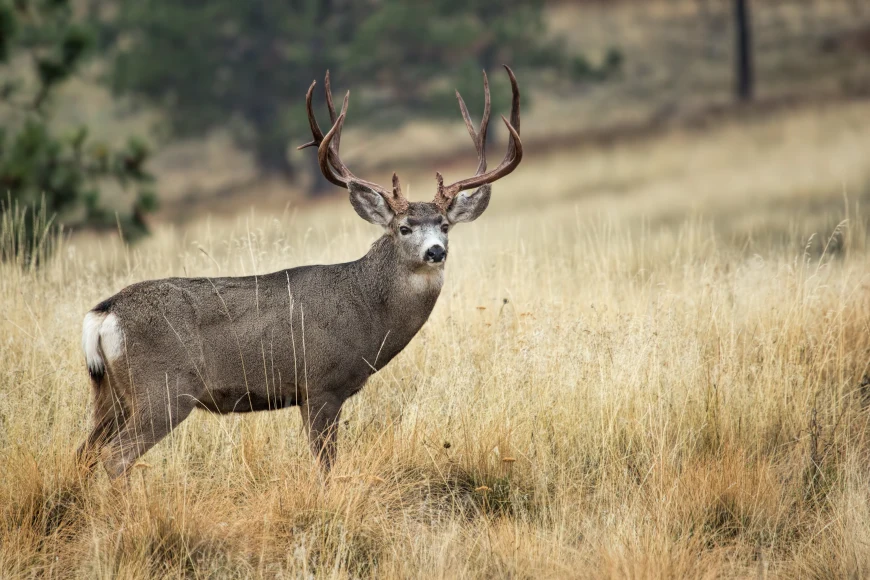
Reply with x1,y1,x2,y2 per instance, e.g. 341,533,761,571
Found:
77,66,523,477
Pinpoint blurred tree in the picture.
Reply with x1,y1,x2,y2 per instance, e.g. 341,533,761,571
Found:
103,0,362,190
0,0,156,255
734,0,754,101
102,0,619,195
347,0,619,120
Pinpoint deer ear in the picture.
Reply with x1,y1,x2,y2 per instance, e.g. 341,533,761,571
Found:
348,181,394,227
446,185,491,224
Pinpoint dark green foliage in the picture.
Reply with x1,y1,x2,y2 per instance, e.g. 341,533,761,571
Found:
104,0,355,181
346,0,619,119
0,0,154,256
0,4,16,62
101,0,621,189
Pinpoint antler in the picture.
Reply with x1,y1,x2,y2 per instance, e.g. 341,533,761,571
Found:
298,72,409,215
433,65,523,212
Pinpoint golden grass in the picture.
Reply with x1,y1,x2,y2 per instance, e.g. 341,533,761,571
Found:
2,101,870,578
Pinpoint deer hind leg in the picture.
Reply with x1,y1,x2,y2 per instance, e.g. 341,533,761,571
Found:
301,395,344,472
101,377,197,479
76,369,130,472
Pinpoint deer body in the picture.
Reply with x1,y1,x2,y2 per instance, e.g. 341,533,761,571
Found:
102,238,441,403
79,67,522,477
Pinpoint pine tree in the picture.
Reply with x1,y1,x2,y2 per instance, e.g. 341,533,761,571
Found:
103,0,620,193
0,0,155,257
105,0,359,183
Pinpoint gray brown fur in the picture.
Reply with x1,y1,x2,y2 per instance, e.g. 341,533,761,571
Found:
78,195,489,477
78,66,521,477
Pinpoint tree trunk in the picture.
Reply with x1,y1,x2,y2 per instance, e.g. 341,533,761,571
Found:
734,0,754,102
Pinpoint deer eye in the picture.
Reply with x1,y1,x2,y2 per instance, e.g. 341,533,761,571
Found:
399,226,412,235
441,224,449,234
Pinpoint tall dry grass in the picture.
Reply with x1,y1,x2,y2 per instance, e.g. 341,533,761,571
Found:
1,102,870,578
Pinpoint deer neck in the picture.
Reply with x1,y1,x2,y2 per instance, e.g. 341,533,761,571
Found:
355,235,443,341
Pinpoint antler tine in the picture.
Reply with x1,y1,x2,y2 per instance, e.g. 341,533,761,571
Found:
392,172,403,199
388,172,409,214
316,105,409,214
298,73,348,159
298,71,354,188
324,71,337,123
298,80,323,151
324,71,349,152
318,112,349,183
298,70,409,214
329,89,350,160
316,100,357,186
434,65,523,212
315,111,350,188
502,65,520,164
454,70,490,175
491,115,522,176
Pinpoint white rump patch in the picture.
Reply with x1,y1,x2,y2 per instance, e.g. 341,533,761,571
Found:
100,313,124,360
82,311,125,378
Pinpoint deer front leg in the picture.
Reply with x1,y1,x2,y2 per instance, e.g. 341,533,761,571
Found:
301,394,343,471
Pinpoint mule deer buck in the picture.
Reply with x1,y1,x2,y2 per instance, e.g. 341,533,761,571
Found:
78,66,523,477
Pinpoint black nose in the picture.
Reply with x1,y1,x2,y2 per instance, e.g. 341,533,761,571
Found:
425,245,446,263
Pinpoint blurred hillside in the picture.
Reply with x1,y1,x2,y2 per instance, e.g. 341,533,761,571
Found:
44,0,870,219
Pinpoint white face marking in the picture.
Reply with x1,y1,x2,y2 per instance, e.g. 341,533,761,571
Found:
396,207,450,268
421,230,445,261
400,222,447,265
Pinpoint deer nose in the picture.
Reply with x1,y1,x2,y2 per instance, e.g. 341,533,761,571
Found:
425,245,446,263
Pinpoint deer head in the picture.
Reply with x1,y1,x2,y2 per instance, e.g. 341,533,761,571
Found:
299,66,523,269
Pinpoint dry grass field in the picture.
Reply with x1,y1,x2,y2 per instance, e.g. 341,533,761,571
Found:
2,97,870,578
